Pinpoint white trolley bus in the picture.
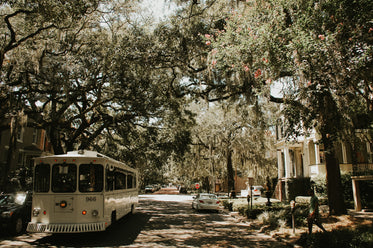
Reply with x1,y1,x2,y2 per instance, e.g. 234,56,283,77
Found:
26,150,138,233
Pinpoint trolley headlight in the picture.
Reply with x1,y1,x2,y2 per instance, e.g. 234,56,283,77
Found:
32,208,40,217
92,210,99,217
60,200,67,208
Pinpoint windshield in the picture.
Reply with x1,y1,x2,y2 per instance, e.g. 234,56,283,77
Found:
79,164,103,192
199,194,217,199
34,164,50,192
0,193,27,205
52,163,77,193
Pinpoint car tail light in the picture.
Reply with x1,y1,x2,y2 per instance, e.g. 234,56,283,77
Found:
82,210,87,215
199,200,204,203
216,201,220,204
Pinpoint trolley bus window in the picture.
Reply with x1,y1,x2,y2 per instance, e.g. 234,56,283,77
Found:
114,171,126,190
34,164,50,192
127,173,133,189
52,164,77,193
79,164,103,192
106,167,114,191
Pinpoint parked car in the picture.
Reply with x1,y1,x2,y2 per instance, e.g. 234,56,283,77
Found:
0,191,32,235
145,185,154,193
179,186,188,194
192,193,220,212
251,186,264,197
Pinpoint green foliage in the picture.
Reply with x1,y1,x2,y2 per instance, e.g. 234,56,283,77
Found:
312,175,328,197
287,177,311,201
201,0,372,214
222,200,233,211
257,211,286,229
297,225,373,248
340,173,353,204
238,202,309,229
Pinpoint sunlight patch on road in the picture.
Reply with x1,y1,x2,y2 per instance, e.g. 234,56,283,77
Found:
132,228,200,246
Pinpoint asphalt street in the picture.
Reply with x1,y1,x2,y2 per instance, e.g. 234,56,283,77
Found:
0,192,292,247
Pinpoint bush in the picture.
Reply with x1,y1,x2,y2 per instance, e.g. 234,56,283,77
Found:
312,175,327,197
222,200,233,211
237,202,309,229
297,225,373,248
287,177,311,201
257,211,285,229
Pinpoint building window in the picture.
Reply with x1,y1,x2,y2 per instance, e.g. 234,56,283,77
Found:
319,145,325,164
32,129,38,144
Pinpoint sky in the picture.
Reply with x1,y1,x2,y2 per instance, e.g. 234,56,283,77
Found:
139,0,178,21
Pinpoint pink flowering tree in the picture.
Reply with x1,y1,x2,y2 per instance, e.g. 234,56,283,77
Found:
200,0,372,215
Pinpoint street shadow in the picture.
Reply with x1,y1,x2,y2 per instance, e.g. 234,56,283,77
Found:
132,198,288,248
4,196,291,247
29,212,151,247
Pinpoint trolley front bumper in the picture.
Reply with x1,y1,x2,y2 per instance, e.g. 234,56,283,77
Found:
27,221,107,233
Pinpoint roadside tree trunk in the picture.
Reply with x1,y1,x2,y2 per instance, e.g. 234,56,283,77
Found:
324,140,347,215
227,148,235,197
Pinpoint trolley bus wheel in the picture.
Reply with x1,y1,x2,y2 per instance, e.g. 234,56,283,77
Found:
130,204,136,215
111,211,117,224
12,217,24,235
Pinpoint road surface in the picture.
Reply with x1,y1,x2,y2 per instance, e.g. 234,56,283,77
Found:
0,193,291,247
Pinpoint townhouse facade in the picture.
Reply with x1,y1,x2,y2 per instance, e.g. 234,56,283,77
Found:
274,124,372,211
0,115,53,178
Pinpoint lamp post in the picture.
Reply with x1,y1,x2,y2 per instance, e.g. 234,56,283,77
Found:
247,176,254,209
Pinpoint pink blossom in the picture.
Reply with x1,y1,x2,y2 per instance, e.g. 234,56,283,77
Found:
244,65,249,72
212,60,217,66
206,41,211,46
205,34,211,39
318,34,325,40
254,68,262,78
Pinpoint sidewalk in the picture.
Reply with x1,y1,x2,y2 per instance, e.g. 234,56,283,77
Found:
348,209,373,220
224,207,373,247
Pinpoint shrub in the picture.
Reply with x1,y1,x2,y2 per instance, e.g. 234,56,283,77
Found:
257,211,284,229
312,175,327,197
287,177,311,201
296,225,373,248
237,202,309,229
222,200,233,211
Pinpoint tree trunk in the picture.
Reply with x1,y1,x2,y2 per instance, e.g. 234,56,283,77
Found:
324,139,347,215
49,126,64,155
226,148,235,196
319,90,347,215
